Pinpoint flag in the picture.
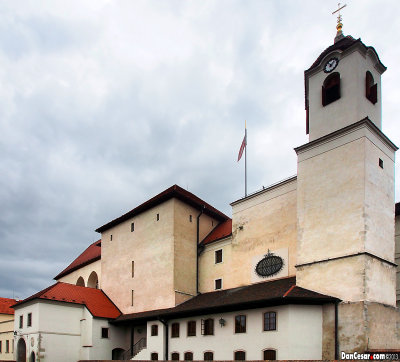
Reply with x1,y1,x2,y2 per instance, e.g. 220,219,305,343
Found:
237,134,246,162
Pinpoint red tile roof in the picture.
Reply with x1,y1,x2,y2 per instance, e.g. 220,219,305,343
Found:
96,185,229,233
54,240,101,280
13,282,120,319
201,219,232,245
115,276,339,323
0,297,17,315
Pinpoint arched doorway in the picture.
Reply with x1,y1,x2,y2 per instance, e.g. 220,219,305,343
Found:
17,338,26,362
87,271,99,289
30,351,36,362
76,276,85,286
112,348,124,360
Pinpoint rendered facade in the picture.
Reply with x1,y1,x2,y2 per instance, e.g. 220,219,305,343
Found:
10,26,400,362
0,298,16,361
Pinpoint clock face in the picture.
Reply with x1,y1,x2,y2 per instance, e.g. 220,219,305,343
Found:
324,57,339,73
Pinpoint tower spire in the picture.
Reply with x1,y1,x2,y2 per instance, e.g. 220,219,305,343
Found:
332,3,347,43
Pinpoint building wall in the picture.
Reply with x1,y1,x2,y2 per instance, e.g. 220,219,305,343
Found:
395,214,400,303
57,259,101,288
0,314,14,361
139,304,324,361
308,48,383,141
228,178,297,289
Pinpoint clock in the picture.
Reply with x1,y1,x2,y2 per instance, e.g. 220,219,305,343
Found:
324,57,339,73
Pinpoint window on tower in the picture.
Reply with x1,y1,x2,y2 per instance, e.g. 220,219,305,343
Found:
366,71,377,104
322,72,341,106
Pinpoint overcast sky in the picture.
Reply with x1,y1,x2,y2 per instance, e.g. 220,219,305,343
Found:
1,0,399,300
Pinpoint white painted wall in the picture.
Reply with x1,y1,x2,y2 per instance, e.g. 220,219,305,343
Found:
137,304,323,361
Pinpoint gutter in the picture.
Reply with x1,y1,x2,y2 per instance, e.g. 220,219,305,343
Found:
196,205,205,295
335,301,339,360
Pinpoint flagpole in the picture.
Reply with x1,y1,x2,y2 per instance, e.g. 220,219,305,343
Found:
245,120,247,197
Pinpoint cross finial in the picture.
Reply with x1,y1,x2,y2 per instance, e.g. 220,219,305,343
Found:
332,3,347,42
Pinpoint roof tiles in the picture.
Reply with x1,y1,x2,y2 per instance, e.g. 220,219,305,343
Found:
13,282,120,319
202,219,232,245
0,297,17,315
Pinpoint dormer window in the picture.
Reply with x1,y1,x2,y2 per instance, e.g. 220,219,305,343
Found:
322,72,340,106
366,71,377,104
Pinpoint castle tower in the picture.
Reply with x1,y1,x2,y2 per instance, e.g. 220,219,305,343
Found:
295,19,399,352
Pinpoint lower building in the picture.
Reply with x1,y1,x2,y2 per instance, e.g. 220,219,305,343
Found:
0,298,16,361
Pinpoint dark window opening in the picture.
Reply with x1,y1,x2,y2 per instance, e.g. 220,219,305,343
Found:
184,352,193,361
215,249,223,264
131,222,134,232
156,213,159,221
264,349,277,360
132,261,135,278
322,72,341,106
235,315,246,333
19,315,23,328
366,71,377,104
201,318,214,335
27,313,32,327
204,351,214,361
110,234,112,241
215,279,222,290
151,324,158,336
379,158,384,168
171,352,180,361
187,321,196,336
234,351,246,360
151,352,159,361
101,327,109,338
264,311,276,331
171,323,180,338
189,215,192,222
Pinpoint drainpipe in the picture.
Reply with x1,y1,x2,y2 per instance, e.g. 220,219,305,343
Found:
130,324,134,358
160,319,169,360
335,301,339,360
196,206,205,295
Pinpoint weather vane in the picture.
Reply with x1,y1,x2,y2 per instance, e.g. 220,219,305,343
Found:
332,3,347,41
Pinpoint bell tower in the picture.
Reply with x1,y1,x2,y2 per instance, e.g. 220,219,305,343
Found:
296,11,399,354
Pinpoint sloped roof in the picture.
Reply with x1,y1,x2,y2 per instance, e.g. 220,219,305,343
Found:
0,297,17,315
201,219,232,245
96,185,229,233
13,282,120,319
54,239,101,280
114,276,338,324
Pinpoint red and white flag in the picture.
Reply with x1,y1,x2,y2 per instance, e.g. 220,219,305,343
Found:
237,134,246,162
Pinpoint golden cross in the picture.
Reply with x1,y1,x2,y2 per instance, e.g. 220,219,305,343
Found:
332,3,347,29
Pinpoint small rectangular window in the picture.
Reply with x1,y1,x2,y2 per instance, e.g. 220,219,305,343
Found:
151,324,158,336
379,158,384,169
187,320,196,336
101,327,109,338
6,340,9,353
171,322,179,338
131,222,135,232
189,215,192,222
110,234,112,241
27,313,32,327
234,351,246,361
235,315,246,333
264,311,276,331
215,249,222,264
157,213,160,221
131,290,134,306
19,315,23,328
132,261,135,278
201,318,214,335
151,352,159,360
0,340,2,353
215,279,222,290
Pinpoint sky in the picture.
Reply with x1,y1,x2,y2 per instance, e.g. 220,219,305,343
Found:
1,0,400,300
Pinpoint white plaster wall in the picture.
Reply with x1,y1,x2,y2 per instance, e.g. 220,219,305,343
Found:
57,259,101,288
308,47,383,141
395,215,400,302
139,320,165,360
141,305,323,361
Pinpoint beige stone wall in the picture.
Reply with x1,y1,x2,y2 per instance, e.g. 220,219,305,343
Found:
0,314,14,361
227,178,297,289
57,259,101,288
321,304,335,360
308,48,383,141
101,199,176,314
199,237,232,293
395,215,400,302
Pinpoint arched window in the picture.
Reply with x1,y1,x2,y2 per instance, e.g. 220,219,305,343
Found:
366,71,377,104
17,338,26,362
151,352,159,361
234,350,246,360
263,349,276,360
87,271,99,289
171,352,180,361
184,351,193,361
322,72,340,106
76,276,85,287
204,351,214,361
30,352,35,362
